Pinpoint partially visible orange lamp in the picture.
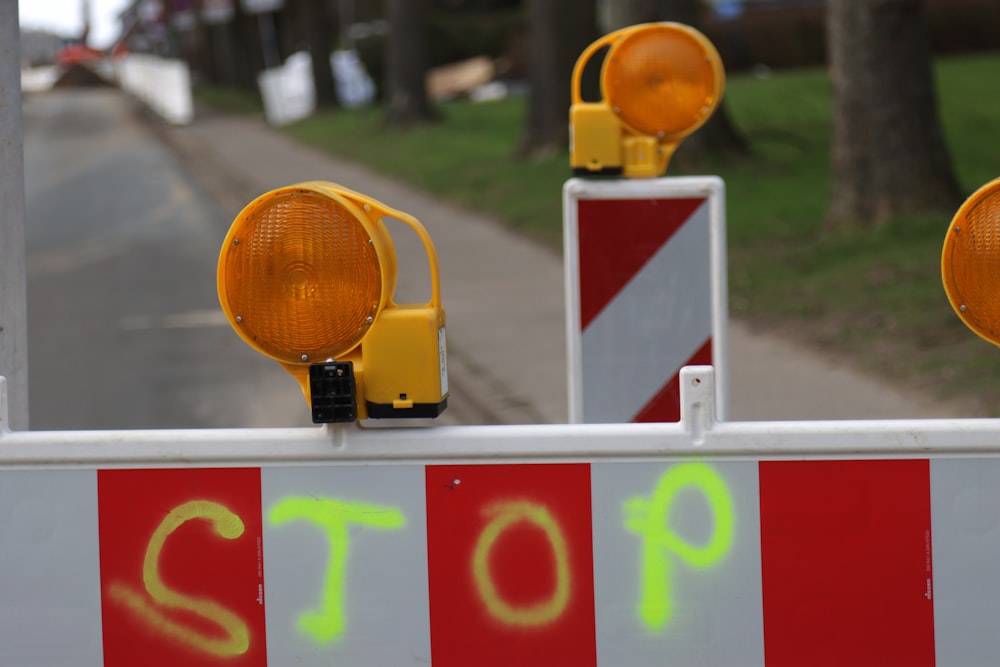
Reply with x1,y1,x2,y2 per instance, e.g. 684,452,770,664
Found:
942,177,1000,347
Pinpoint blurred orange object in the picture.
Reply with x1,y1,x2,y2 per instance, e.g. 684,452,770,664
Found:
56,44,104,67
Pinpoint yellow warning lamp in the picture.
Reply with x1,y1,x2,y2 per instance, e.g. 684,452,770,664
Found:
218,181,448,423
570,22,725,178
942,177,1000,347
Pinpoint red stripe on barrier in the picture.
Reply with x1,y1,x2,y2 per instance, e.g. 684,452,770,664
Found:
425,463,596,667
759,459,935,667
577,197,704,329
632,338,713,423
98,468,267,667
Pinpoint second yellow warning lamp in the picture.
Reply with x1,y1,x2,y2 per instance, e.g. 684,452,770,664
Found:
218,181,448,423
942,177,1000,348
570,22,725,178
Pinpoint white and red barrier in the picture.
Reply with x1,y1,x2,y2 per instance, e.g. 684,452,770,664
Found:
2,368,999,666
564,177,728,423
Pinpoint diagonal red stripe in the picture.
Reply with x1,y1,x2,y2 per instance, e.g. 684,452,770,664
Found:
632,338,713,423
577,197,705,330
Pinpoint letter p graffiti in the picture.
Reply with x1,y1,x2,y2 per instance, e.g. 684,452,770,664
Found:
624,463,734,632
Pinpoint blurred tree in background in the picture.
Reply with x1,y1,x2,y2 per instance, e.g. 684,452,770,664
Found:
229,2,263,91
384,0,435,125
516,0,596,157
826,0,962,227
146,0,991,212
302,0,338,108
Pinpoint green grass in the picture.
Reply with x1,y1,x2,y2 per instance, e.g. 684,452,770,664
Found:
265,52,1000,413
194,85,264,116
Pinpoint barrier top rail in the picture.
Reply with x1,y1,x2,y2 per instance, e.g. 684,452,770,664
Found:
3,368,1000,468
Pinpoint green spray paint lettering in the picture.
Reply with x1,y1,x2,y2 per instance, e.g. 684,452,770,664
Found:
624,462,734,632
269,497,405,644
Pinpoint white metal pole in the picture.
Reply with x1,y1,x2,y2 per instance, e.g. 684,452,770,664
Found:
0,0,29,430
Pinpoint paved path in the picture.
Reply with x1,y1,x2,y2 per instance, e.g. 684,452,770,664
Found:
23,90,308,429
152,103,972,425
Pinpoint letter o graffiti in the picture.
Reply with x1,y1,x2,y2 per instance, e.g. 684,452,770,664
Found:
472,500,570,627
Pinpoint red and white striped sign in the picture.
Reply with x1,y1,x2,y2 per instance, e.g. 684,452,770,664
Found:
564,177,728,423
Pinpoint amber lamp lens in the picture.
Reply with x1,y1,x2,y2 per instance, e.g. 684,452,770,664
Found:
942,179,1000,347
220,189,382,362
603,25,721,139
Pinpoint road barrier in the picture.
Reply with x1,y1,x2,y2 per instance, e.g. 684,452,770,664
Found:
116,55,193,125
3,368,1000,666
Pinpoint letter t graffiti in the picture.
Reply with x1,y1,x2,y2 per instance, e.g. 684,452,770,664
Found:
269,497,406,644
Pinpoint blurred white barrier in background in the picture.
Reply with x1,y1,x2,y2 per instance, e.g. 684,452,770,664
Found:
258,51,315,127
20,66,59,93
259,49,376,127
112,48,375,128
332,49,376,109
116,55,193,125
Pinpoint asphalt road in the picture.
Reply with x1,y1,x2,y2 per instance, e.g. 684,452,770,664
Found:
23,88,307,429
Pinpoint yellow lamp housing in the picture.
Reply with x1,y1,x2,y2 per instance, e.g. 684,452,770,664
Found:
942,177,1000,348
218,181,447,423
570,22,725,178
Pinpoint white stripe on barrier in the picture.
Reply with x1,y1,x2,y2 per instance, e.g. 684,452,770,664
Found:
930,459,1000,663
0,469,102,666
261,465,431,665
591,460,765,666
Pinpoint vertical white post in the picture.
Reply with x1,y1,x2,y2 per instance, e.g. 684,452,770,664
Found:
0,0,29,430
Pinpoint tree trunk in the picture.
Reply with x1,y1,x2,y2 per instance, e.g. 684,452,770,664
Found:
228,2,262,93
191,10,218,86
598,0,695,31
674,107,748,166
210,22,236,88
303,0,338,109
826,0,961,227
596,0,748,165
384,0,435,127
516,0,597,158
